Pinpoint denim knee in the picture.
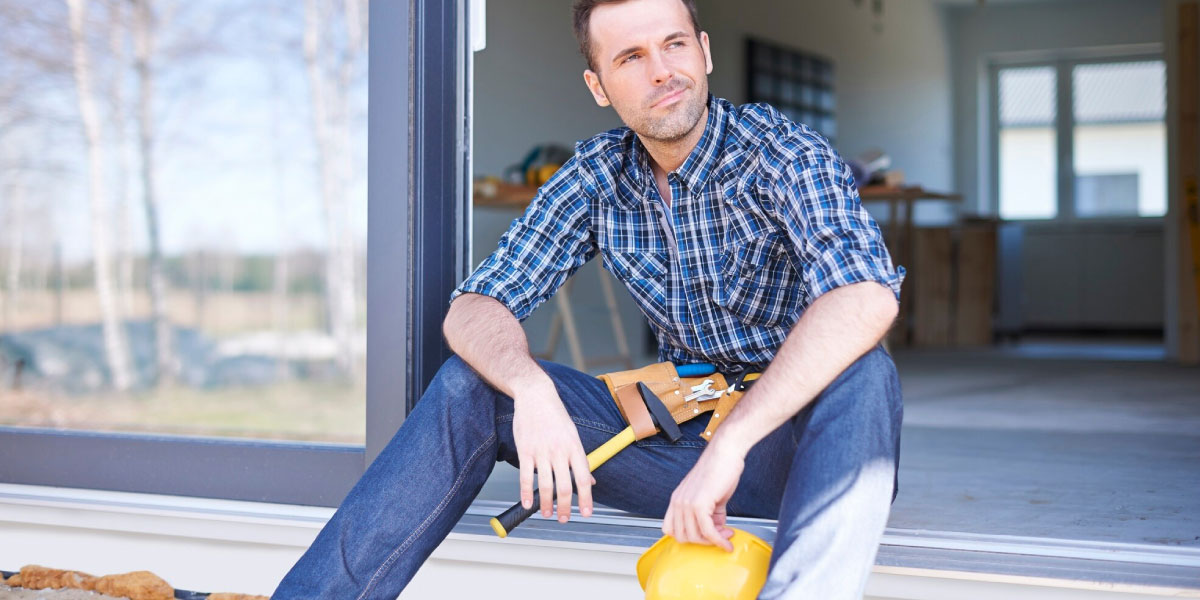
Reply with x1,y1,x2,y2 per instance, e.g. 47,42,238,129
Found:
840,345,901,402
419,355,497,416
789,345,902,448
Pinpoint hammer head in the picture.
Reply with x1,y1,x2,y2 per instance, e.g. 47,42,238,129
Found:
637,382,684,443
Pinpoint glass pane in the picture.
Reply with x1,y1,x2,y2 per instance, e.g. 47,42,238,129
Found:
1073,61,1166,217
0,1,367,443
998,66,1057,219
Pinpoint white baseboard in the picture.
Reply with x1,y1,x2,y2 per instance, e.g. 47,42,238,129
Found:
1,483,1195,599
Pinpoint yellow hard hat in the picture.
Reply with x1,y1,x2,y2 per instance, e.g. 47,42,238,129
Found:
636,528,772,600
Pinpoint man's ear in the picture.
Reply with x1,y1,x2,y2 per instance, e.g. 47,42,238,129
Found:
700,31,713,75
583,69,611,107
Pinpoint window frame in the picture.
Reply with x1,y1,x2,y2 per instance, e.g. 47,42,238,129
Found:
988,45,1166,225
0,0,471,507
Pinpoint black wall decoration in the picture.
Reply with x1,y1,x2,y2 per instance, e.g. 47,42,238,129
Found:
744,38,837,146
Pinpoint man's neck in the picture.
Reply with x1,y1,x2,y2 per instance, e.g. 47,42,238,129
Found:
641,105,709,181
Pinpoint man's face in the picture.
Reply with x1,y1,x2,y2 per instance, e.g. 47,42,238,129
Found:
583,0,713,143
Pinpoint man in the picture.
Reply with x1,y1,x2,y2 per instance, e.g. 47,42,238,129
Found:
273,0,904,597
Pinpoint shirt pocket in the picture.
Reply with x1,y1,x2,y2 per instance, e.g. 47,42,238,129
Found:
713,233,803,327
607,250,671,329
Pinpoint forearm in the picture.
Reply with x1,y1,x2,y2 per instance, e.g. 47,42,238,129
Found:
443,293,553,398
708,281,899,458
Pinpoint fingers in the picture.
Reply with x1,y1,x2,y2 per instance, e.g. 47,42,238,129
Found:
663,497,733,552
681,504,702,546
537,457,555,518
519,451,534,510
661,498,676,538
697,508,733,552
571,450,593,518
554,455,573,523
713,505,734,538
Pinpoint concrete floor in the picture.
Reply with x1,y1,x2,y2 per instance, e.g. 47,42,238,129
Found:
889,340,1200,548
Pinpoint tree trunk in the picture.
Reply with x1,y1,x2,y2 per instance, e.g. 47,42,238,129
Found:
66,0,134,391
304,0,361,378
191,249,206,331
2,177,24,331
133,0,173,385
270,62,291,380
54,242,63,327
109,0,136,320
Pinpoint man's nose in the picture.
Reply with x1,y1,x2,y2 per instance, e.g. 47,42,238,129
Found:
649,51,673,85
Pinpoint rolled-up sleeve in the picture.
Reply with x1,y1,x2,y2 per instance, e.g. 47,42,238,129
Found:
450,155,597,321
768,143,905,303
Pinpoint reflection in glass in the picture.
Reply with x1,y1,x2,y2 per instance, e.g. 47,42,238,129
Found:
1072,61,1166,218
998,66,1057,220
0,0,368,443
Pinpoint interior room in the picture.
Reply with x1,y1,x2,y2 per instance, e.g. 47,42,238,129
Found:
463,0,1199,593
0,0,1197,597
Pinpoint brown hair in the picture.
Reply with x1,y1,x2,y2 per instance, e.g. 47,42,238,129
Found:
572,0,702,73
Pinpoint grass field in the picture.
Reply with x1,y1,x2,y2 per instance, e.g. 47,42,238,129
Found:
0,378,366,444
1,288,369,444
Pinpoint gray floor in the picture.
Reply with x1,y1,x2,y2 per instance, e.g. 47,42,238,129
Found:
478,338,1200,549
890,340,1200,548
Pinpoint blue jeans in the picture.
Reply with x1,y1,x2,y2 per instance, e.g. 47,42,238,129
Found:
273,344,902,599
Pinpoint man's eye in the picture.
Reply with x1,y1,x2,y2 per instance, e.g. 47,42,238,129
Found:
623,54,639,64
668,41,684,49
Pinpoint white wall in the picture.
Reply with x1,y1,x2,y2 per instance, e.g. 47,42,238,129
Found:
472,0,624,177
698,0,955,224
944,0,1165,215
474,0,956,195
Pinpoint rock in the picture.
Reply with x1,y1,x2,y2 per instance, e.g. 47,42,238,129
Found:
87,571,173,600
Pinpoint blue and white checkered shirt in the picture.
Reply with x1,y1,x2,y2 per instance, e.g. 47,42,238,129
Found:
453,95,904,373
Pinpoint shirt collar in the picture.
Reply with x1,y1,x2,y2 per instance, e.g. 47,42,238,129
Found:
628,93,726,195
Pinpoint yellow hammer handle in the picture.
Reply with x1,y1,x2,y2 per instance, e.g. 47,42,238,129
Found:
588,426,637,471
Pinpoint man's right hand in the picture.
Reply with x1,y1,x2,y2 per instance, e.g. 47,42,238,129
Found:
511,375,595,523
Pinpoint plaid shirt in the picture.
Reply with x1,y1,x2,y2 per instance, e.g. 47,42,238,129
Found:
453,95,904,373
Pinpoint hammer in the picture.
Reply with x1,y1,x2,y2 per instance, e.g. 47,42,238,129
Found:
490,382,683,537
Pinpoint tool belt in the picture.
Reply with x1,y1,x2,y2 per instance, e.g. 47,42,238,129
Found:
598,362,746,442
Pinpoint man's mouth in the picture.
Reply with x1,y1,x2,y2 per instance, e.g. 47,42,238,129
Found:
652,86,687,108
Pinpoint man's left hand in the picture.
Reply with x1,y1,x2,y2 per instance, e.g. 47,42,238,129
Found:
662,443,745,552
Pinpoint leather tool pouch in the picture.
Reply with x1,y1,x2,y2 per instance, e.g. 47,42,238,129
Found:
597,362,744,442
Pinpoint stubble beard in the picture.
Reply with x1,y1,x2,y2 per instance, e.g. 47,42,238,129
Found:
616,80,709,143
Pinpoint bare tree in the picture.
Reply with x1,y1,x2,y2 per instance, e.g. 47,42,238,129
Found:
303,0,366,377
131,0,173,385
268,53,292,379
107,0,136,319
0,5,33,333
2,175,25,331
65,0,134,390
